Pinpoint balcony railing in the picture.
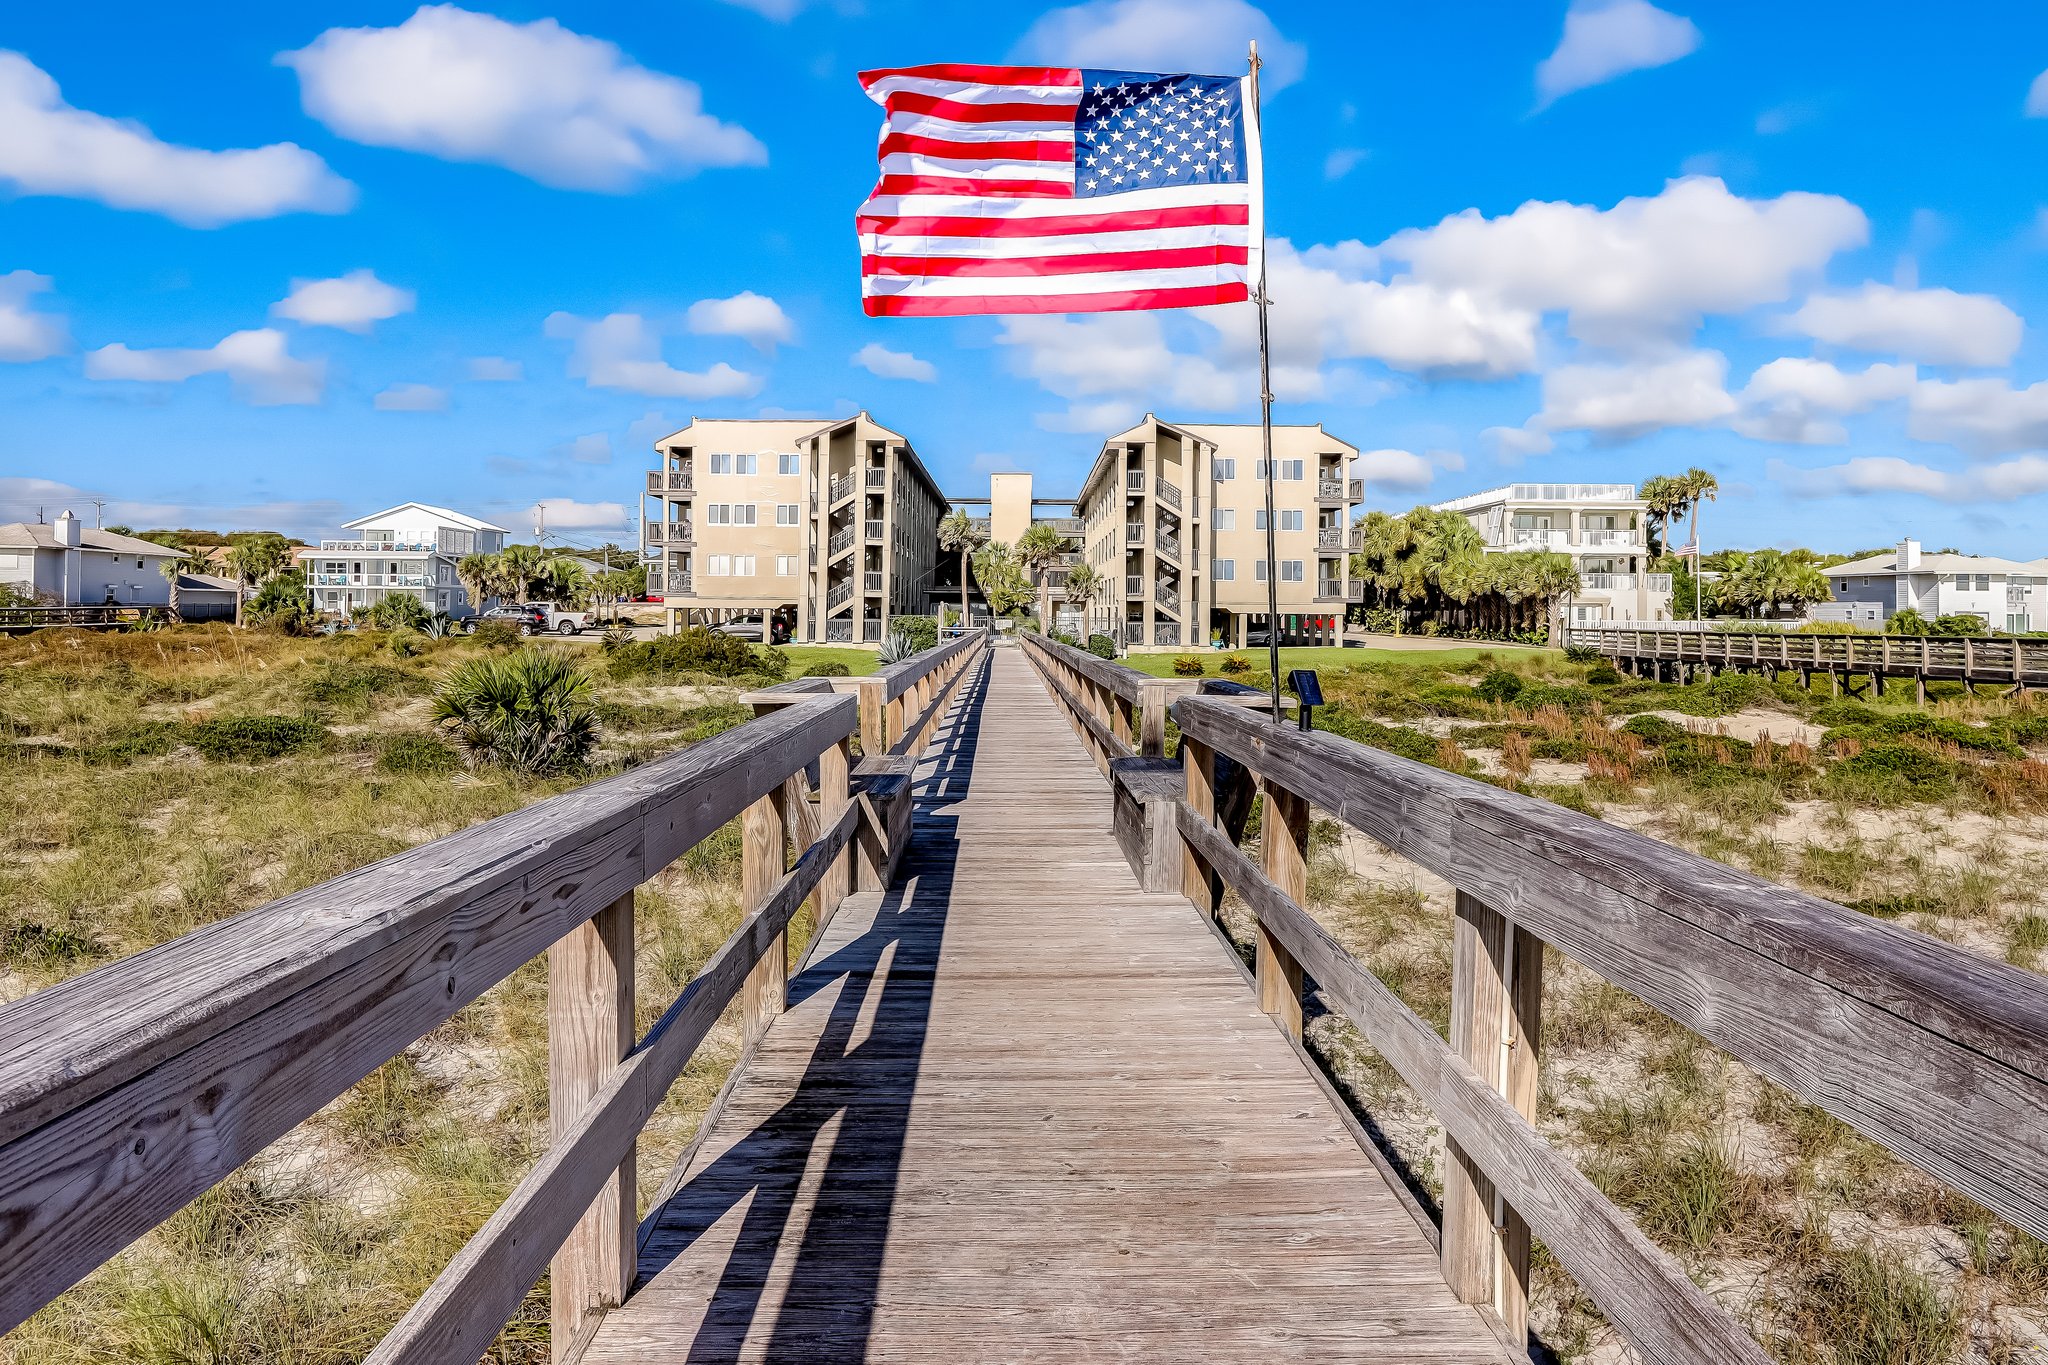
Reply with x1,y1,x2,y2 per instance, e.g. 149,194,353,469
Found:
1126,575,1143,596
1037,516,1083,536
829,473,854,504
1510,530,1566,548
1125,524,1144,545
863,620,883,642
1317,478,1364,504
829,527,855,558
1318,528,1345,551
865,468,887,490
1316,581,1364,602
969,517,991,536
318,539,439,553
865,519,885,542
312,574,432,588
1581,530,1642,548
1154,623,1181,646
1124,623,1144,645
665,572,693,596
644,522,693,545
864,572,883,593
826,620,853,642
1157,583,1181,614
645,469,692,492
1581,573,1637,592
1645,573,1674,592
1156,531,1181,564
1125,470,1144,492
1156,479,1182,511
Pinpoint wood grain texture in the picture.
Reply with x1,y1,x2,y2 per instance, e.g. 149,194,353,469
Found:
549,891,636,1355
365,800,860,1365
580,649,1506,1364
742,788,789,1049
1176,809,1765,1365
1257,784,1308,1041
0,695,858,1334
1172,695,2048,1243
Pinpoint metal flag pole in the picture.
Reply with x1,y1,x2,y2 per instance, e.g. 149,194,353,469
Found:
1249,40,1280,725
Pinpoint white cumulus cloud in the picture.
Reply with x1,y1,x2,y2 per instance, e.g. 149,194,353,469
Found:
528,498,628,530
273,269,415,333
1732,358,1916,444
545,311,762,399
1536,0,1701,107
853,343,937,382
1355,449,1436,489
1907,376,2048,455
0,270,68,361
374,382,448,411
1013,0,1305,91
564,433,611,464
685,291,793,351
466,356,522,382
85,328,325,405
0,50,353,227
1772,454,2048,504
1537,351,1735,439
279,6,766,191
1786,282,2022,367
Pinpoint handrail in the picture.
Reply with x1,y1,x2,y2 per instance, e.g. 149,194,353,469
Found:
1574,625,2048,689
0,693,866,1343
1016,631,1276,773
1169,694,2048,1360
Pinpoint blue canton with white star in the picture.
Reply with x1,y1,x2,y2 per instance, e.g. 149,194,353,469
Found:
1073,70,1247,198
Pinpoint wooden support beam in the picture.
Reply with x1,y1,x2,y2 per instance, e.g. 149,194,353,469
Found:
1256,783,1308,1041
547,890,635,1354
857,677,885,758
1180,736,1217,916
741,786,788,1047
816,737,852,938
1138,680,1169,757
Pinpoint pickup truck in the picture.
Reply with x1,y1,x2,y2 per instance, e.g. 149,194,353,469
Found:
524,602,593,635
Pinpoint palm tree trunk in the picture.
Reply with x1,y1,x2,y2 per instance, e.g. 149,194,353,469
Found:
960,547,970,627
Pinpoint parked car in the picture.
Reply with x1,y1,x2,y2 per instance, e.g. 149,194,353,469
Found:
464,604,546,635
523,602,592,635
711,616,766,642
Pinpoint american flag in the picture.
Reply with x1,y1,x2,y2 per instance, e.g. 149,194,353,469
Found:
855,63,1262,317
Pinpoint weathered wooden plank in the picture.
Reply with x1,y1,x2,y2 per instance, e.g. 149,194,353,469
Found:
1176,809,1766,1365
0,697,858,1334
1172,695,2048,1242
1257,784,1308,1041
365,800,860,1365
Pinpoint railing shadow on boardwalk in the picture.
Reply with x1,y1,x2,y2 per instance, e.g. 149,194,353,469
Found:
626,664,990,1360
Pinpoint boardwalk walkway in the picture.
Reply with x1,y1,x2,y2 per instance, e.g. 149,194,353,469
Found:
580,647,1507,1362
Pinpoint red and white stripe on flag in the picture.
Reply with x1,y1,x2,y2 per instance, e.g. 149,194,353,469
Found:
855,62,1262,317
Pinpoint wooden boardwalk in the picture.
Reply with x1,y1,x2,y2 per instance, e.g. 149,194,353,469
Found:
580,647,1507,1363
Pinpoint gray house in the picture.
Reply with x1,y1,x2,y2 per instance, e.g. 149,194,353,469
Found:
0,512,185,607
1823,539,2048,632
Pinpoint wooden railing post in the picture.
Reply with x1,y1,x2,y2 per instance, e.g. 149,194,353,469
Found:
1138,680,1168,757
817,736,852,934
857,675,885,757
548,890,635,1353
1443,889,1545,1345
1256,782,1307,1040
1181,735,1216,916
1112,692,1135,747
741,785,788,1047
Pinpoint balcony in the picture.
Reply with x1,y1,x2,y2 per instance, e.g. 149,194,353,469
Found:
1581,573,1637,592
829,473,854,505
865,468,887,490
1317,477,1364,504
969,517,991,536
1125,470,1145,492
1126,575,1143,596
1156,479,1182,512
1316,580,1365,603
1644,573,1674,593
644,521,692,545
1125,524,1144,545
1154,623,1182,647
1317,528,1345,552
864,519,885,542
665,572,693,597
829,527,855,558
1580,530,1642,548
1124,623,1144,645
863,619,883,643
864,571,883,593
318,539,439,553
1035,516,1083,536
826,619,853,643
1509,530,1567,550
645,469,692,493
312,574,432,588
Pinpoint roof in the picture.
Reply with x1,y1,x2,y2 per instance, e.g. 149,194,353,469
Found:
1826,551,2048,576
178,572,239,593
343,502,508,534
0,522,183,556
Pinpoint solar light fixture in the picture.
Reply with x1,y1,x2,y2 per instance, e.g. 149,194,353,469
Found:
1287,669,1322,732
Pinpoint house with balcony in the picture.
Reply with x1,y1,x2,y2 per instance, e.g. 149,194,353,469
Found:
643,412,948,643
1823,540,2048,632
1430,483,1673,626
1077,416,1362,651
298,503,506,619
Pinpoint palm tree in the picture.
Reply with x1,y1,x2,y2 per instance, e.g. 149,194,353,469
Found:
456,553,498,612
157,557,184,625
1062,562,1102,639
937,509,985,627
542,556,588,605
1015,522,1066,632
221,537,288,627
1639,474,1686,559
1678,468,1718,561
499,544,545,602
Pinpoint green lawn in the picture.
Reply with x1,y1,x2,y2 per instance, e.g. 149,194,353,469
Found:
777,645,882,676
1114,644,1528,678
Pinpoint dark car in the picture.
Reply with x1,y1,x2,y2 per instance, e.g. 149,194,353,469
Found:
464,604,546,635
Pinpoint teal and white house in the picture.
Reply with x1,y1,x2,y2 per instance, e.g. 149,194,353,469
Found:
297,503,508,619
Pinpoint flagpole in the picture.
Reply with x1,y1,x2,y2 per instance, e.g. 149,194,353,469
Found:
1249,41,1280,725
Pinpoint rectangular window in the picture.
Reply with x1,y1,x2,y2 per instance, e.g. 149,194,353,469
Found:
1255,560,1267,582
707,555,731,576
1954,573,1969,589
779,453,801,476
777,555,797,576
1976,574,1991,591
1284,460,1304,481
1213,559,1235,580
735,555,755,575
1282,560,1305,582
1214,458,1236,481
777,503,799,526
708,452,756,475
1213,508,1235,531
1254,509,1266,531
1281,509,1304,531
708,504,730,525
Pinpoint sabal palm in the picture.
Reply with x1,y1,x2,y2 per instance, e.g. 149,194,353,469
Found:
1063,562,1101,636
937,509,985,625
1639,474,1685,559
432,649,597,774
500,544,545,601
1680,467,1718,560
1015,522,1066,629
542,557,588,604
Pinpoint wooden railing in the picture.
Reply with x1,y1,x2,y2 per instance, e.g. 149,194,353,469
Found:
0,604,169,632
1159,696,2048,1362
1016,631,1272,773
1575,624,2048,688
0,632,989,1356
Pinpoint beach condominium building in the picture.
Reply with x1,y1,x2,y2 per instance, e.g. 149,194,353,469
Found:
1430,483,1674,625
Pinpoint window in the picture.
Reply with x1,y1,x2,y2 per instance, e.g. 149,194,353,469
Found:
777,503,799,526
1283,460,1304,481
1212,508,1235,531
1254,560,1267,582
1281,509,1303,531
1213,559,1235,580
708,452,757,475
1254,510,1266,531
1213,458,1236,481
706,503,757,526
779,453,801,476
1282,560,1304,582
1977,574,1991,592
707,555,731,576
777,555,797,576
1954,573,1969,589
735,555,756,575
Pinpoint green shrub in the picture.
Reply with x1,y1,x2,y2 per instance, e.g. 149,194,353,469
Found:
1991,714,2048,747
1172,654,1205,676
1621,714,1689,744
802,660,851,678
1475,668,1524,703
79,721,182,765
608,626,785,680
375,733,460,775
1517,683,1595,713
432,649,597,774
1825,713,2021,756
1218,653,1251,674
467,619,524,648
246,571,313,634
299,659,418,713
1082,633,1114,660
1814,700,1882,728
365,594,431,631
1826,742,1958,802
1562,644,1601,663
889,615,938,652
1531,737,1589,761
187,715,328,762
1314,708,1456,769
1586,664,1622,686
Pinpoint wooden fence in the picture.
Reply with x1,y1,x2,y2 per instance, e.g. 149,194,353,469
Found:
1024,631,2048,1362
0,631,987,1358
1575,625,2048,697
0,604,172,633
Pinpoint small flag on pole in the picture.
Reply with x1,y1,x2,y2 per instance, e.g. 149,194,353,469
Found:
855,63,1263,317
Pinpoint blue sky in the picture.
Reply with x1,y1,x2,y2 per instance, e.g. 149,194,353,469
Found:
6,0,2048,555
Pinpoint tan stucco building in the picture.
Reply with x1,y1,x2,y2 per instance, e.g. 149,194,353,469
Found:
643,412,948,642
1076,415,1362,651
